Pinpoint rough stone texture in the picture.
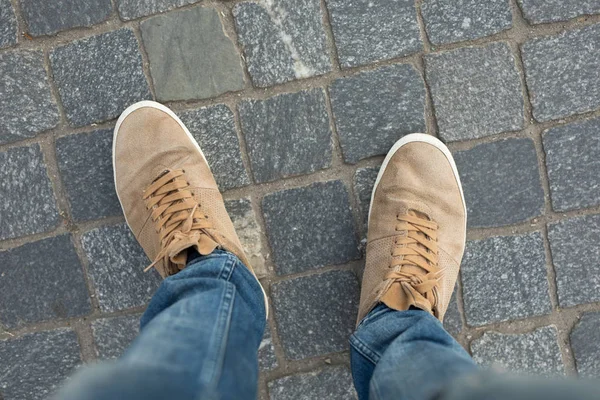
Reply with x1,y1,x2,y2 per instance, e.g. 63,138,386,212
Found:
268,365,357,399
20,0,112,36
92,314,141,359
271,270,359,360
330,64,426,163
543,118,600,212
0,50,59,144
353,167,380,229
426,42,524,141
81,223,161,312
0,0,17,48
522,24,600,122
422,0,512,45
239,89,332,183
461,232,551,326
224,198,268,278
443,287,462,337
571,312,600,378
0,145,61,240
548,215,600,307
117,0,201,20
453,138,544,228
0,329,82,400
179,105,250,191
0,235,90,329
519,0,600,24
325,0,422,67
471,327,564,376
233,0,331,87
141,7,245,101
262,181,360,275
259,324,278,371
50,29,150,127
56,129,121,222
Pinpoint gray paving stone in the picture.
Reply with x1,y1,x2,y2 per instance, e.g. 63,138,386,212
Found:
571,312,600,378
353,167,380,229
81,223,161,312
259,324,278,371
471,327,564,376
262,181,360,275
0,145,60,240
271,270,359,360
522,24,600,122
224,198,268,278
422,0,512,45
453,138,544,228
548,215,600,307
0,235,91,329
426,42,524,141
233,0,330,87
20,0,111,36
239,89,332,183
443,287,462,337
330,64,426,163
518,0,600,24
325,0,421,67
0,329,82,400
117,0,201,20
141,7,244,101
179,105,250,191
268,365,357,399
92,314,141,359
461,232,551,326
0,50,59,144
543,118,600,212
0,0,17,48
50,29,150,127
56,129,121,222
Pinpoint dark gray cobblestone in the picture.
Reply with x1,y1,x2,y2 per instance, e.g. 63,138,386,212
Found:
353,166,380,229
271,270,359,360
262,181,360,275
547,215,600,307
117,0,201,20
325,0,421,68
92,314,141,359
471,326,564,376
571,312,600,378
543,117,600,212
522,24,600,122
20,0,112,37
259,324,278,371
0,0,17,48
330,64,426,163
426,42,524,141
461,232,551,326
518,0,600,24
443,288,462,337
422,0,512,45
50,29,151,127
0,329,81,400
453,138,544,228
0,235,90,329
268,365,357,399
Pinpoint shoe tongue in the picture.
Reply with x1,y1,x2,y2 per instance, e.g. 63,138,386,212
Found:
166,232,219,272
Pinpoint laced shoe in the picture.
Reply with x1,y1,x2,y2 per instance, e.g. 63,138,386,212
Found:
357,134,466,325
113,101,268,315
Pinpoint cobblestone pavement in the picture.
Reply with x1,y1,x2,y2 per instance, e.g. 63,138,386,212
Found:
1,0,600,399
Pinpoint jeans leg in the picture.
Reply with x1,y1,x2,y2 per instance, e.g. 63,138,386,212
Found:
55,250,266,400
350,304,477,400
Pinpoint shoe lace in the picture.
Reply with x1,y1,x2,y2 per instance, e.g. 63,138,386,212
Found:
386,212,442,312
142,169,213,273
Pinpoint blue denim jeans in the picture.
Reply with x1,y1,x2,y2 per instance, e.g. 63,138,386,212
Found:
56,251,600,400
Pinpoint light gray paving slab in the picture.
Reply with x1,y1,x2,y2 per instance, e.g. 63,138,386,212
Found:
0,0,17,48
325,0,422,67
141,7,244,101
117,0,201,20
518,0,600,24
92,314,141,359
268,365,357,399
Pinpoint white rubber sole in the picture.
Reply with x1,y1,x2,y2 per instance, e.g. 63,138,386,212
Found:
113,100,269,318
368,133,467,229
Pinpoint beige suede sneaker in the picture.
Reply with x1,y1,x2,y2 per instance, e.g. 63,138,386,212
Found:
357,134,466,325
113,101,267,315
